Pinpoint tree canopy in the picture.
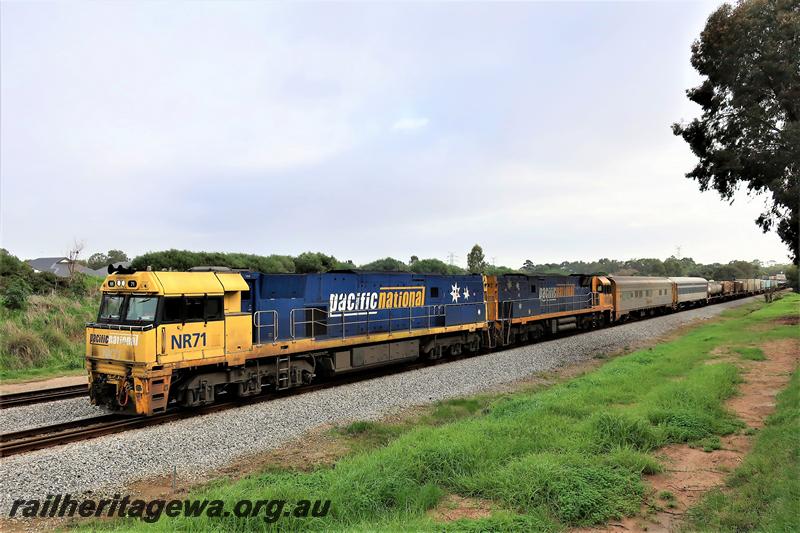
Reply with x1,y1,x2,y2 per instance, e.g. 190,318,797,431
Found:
86,249,130,270
672,0,799,262
126,248,790,282
467,244,487,273
520,255,789,281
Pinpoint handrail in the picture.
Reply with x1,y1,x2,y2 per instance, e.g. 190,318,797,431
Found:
288,300,488,341
498,292,599,317
85,322,154,332
253,310,278,345
259,292,599,344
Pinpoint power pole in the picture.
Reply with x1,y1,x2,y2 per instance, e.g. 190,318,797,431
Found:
447,252,456,266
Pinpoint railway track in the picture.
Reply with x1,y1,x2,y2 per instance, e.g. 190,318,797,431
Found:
0,384,88,409
0,358,442,458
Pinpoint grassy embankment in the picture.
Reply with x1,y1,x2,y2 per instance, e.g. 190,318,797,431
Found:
0,285,101,382
95,294,798,532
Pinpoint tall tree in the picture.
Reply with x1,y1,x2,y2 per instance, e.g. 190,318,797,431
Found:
86,252,109,270
87,249,130,269
467,244,487,273
672,0,799,262
107,250,129,264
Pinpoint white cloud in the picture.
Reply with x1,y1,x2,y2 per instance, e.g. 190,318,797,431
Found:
391,117,429,131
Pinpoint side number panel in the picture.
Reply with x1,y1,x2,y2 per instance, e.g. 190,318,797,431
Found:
157,321,224,363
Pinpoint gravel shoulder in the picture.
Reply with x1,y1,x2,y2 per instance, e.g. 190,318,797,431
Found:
0,297,758,514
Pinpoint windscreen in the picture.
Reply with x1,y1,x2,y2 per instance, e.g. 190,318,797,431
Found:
99,294,125,320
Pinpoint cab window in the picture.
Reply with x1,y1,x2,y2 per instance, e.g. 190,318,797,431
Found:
186,298,204,321
162,298,183,322
99,295,125,321
160,296,224,323
205,297,223,320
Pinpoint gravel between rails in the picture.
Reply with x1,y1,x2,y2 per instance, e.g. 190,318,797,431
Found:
0,297,758,513
0,399,105,434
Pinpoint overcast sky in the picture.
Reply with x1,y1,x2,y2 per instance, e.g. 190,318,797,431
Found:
0,1,791,268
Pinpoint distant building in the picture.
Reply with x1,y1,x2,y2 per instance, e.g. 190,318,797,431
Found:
26,257,108,278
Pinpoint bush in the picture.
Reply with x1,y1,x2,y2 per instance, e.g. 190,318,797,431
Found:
294,252,339,273
589,411,659,452
359,257,409,272
2,276,31,309
0,249,90,298
64,273,90,298
410,259,466,275
0,323,49,367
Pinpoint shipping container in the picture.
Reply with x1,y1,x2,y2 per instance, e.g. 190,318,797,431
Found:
721,280,735,295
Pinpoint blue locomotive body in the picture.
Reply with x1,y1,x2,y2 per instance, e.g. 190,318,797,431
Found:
496,274,598,320
242,271,486,343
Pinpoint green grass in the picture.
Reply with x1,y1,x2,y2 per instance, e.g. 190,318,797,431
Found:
0,286,101,381
686,367,800,532
86,293,799,532
333,396,498,455
734,346,767,361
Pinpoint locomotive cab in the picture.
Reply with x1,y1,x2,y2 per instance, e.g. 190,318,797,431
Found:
86,269,252,415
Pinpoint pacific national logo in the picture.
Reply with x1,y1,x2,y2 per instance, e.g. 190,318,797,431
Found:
329,286,425,316
539,284,576,301
89,333,139,346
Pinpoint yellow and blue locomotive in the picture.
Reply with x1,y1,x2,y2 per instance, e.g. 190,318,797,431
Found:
87,268,491,415
88,266,704,416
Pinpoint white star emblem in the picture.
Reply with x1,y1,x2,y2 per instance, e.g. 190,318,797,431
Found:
463,287,470,300
450,283,460,302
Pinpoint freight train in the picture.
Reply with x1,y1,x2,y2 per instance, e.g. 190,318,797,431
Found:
85,267,781,415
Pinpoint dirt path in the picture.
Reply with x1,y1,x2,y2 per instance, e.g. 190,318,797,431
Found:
0,373,86,395
576,337,799,533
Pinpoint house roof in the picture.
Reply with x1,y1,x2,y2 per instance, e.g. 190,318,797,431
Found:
26,257,105,278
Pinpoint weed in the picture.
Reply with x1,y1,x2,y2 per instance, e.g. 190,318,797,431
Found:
590,411,659,452
343,421,376,435
691,436,722,452
734,346,767,361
